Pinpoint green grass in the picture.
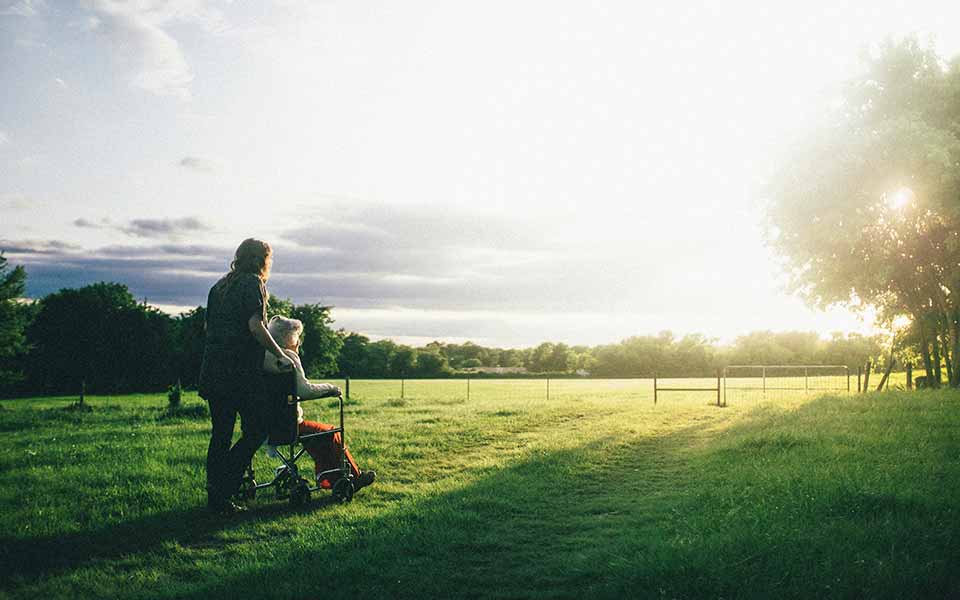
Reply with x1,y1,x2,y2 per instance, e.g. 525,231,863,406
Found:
0,379,957,599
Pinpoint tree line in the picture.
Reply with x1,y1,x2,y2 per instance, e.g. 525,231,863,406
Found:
0,256,891,397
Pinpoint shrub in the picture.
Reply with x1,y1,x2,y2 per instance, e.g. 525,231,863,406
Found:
167,380,182,408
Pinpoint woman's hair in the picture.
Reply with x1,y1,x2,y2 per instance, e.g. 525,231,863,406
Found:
268,316,304,349
228,238,272,282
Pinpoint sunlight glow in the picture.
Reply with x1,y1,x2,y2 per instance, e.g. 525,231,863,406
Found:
887,187,914,211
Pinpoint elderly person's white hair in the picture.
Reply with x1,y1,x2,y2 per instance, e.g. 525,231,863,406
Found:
268,315,304,349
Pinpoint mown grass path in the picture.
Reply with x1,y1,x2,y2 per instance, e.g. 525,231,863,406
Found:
1,383,957,599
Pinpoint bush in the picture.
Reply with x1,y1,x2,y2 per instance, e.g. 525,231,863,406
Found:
167,381,182,408
159,402,208,421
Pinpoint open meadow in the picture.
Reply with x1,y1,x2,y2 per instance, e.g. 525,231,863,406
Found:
1,377,957,599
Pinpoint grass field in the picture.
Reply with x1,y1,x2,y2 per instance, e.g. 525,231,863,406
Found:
1,377,957,599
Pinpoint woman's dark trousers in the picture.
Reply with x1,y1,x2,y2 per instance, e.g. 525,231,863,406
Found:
206,394,267,507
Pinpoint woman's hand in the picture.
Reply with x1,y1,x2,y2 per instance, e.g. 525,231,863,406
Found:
275,354,294,371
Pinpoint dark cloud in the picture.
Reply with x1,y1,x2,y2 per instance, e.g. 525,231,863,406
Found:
178,156,219,173
72,215,213,240
96,243,225,257
121,217,210,238
73,217,108,229
0,239,81,255
1,201,726,342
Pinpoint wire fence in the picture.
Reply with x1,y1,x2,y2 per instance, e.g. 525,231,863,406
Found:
722,365,851,403
311,369,864,406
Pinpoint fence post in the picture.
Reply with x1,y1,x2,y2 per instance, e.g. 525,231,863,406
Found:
716,369,721,407
722,367,727,406
546,378,550,401
79,379,86,407
345,376,350,400
857,366,862,393
876,358,895,391
762,366,766,397
846,367,850,393
804,367,809,394
906,362,913,390
401,378,405,400
862,361,871,393
467,376,471,401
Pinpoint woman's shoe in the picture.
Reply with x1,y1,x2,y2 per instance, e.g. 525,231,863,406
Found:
207,499,248,515
354,470,376,491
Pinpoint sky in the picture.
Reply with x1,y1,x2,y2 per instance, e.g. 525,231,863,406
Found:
2,0,959,348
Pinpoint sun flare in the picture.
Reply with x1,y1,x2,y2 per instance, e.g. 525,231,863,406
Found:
887,187,914,210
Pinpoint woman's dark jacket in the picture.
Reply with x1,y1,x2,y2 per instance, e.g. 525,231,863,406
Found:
198,272,267,400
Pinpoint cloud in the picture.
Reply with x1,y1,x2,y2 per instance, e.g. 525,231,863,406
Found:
0,131,8,145
0,239,81,255
265,200,715,315
0,192,32,210
83,0,229,99
73,217,106,229
121,216,210,238
178,156,220,173
0,0,46,17
73,215,211,239
2,239,224,305
0,199,741,344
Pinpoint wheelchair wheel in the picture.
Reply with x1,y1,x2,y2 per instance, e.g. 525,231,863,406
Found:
290,478,311,507
332,477,354,503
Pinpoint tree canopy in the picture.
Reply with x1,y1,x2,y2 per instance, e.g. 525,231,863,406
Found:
0,254,30,386
767,38,960,386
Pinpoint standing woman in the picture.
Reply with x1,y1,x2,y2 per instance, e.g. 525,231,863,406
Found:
199,238,293,514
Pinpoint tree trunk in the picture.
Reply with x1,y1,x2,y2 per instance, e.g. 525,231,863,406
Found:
950,313,960,387
918,319,935,381
945,344,954,386
932,333,943,386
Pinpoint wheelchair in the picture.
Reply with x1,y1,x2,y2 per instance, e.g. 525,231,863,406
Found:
239,371,356,506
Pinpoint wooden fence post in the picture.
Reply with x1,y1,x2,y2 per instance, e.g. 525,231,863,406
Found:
862,361,871,392
716,369,722,407
653,373,657,405
906,363,913,390
857,366,862,393
345,377,350,399
876,358,896,391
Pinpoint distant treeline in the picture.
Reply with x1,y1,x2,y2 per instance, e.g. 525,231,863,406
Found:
0,259,890,396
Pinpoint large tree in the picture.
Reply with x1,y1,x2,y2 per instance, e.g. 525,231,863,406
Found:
0,254,30,389
290,303,342,377
26,282,175,394
767,38,960,386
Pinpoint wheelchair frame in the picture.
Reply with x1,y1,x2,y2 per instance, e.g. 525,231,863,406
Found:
239,372,355,506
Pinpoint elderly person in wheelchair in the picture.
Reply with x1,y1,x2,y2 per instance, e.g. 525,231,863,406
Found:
258,315,375,503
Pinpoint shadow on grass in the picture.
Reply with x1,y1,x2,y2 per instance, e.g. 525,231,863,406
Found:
0,492,341,586
4,392,960,599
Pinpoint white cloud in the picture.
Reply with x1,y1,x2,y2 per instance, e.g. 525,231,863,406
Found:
0,0,47,17
0,130,8,145
0,192,32,210
83,0,228,99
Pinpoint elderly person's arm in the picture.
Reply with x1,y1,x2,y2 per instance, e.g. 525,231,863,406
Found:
281,349,340,400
